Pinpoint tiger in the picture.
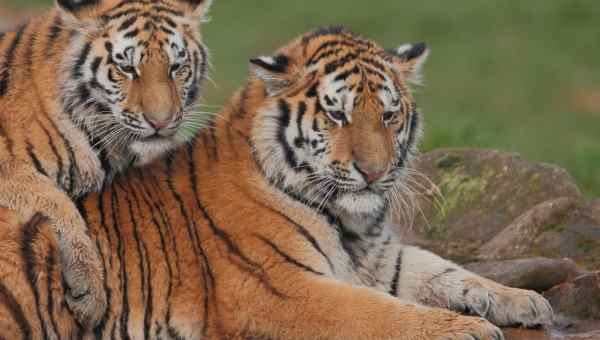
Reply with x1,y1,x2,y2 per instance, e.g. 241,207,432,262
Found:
0,27,553,339
0,0,212,329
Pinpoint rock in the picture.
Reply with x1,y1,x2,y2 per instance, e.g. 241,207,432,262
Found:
477,197,578,261
533,202,600,271
464,257,582,292
544,272,600,319
504,329,600,340
503,318,600,340
393,149,600,270
504,328,550,340
562,331,600,340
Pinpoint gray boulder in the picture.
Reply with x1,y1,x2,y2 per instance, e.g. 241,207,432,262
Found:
394,148,600,270
464,257,582,292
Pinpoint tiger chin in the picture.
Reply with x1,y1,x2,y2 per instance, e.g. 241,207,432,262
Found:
0,0,212,329
0,27,552,339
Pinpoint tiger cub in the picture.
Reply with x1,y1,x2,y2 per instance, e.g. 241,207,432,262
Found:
0,27,552,339
0,0,212,328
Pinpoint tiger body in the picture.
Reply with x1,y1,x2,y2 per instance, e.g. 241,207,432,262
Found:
0,27,553,339
0,0,212,328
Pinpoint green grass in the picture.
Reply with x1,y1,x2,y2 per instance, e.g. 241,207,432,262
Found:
7,0,600,197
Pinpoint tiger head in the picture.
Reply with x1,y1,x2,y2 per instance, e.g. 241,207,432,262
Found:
57,0,213,167
251,27,429,217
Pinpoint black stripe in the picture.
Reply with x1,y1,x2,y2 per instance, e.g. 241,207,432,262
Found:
166,150,213,336
103,8,139,21
406,107,419,149
324,52,358,75
143,172,182,280
45,15,63,57
250,198,334,273
20,215,50,340
307,40,342,65
38,121,65,187
257,235,324,276
136,171,175,334
151,5,184,17
159,26,174,36
163,16,177,29
0,25,26,96
182,149,286,298
334,65,360,82
91,189,113,339
92,235,111,339
302,26,346,46
120,182,151,340
26,141,49,177
123,29,140,39
72,41,92,79
0,281,32,340
109,185,131,340
45,250,61,340
43,115,79,195
276,99,299,169
117,16,138,32
90,57,102,75
24,25,37,75
294,101,307,148
389,250,403,296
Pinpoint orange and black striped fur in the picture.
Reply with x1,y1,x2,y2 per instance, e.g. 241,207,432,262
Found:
0,0,212,329
0,27,553,339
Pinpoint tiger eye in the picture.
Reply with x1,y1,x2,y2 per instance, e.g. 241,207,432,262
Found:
327,110,346,122
118,64,137,78
382,111,396,122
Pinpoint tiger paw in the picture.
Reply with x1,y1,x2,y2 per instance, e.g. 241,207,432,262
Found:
460,279,554,327
436,315,504,340
61,238,107,329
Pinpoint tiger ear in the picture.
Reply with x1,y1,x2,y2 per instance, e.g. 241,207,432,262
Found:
249,55,292,96
173,0,214,19
388,42,429,85
55,0,116,22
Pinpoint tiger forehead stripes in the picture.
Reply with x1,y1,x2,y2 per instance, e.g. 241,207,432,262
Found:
0,0,213,329
251,27,428,219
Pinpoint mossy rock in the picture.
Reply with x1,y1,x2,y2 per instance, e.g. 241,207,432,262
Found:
394,148,588,265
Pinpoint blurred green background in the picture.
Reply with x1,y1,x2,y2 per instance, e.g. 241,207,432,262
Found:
3,0,599,196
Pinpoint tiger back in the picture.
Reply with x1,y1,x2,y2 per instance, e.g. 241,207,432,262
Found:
0,0,213,329
0,27,552,339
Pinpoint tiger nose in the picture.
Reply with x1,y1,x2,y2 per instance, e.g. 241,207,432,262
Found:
354,162,387,184
145,113,173,130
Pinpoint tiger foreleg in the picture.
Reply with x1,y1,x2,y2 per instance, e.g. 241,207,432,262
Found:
0,161,106,330
236,272,504,340
391,245,554,327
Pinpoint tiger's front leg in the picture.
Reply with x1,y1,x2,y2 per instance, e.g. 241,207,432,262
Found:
390,245,554,327
0,161,106,330
233,272,504,340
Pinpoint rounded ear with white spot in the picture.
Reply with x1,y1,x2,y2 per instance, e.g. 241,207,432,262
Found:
249,55,292,96
388,42,429,85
